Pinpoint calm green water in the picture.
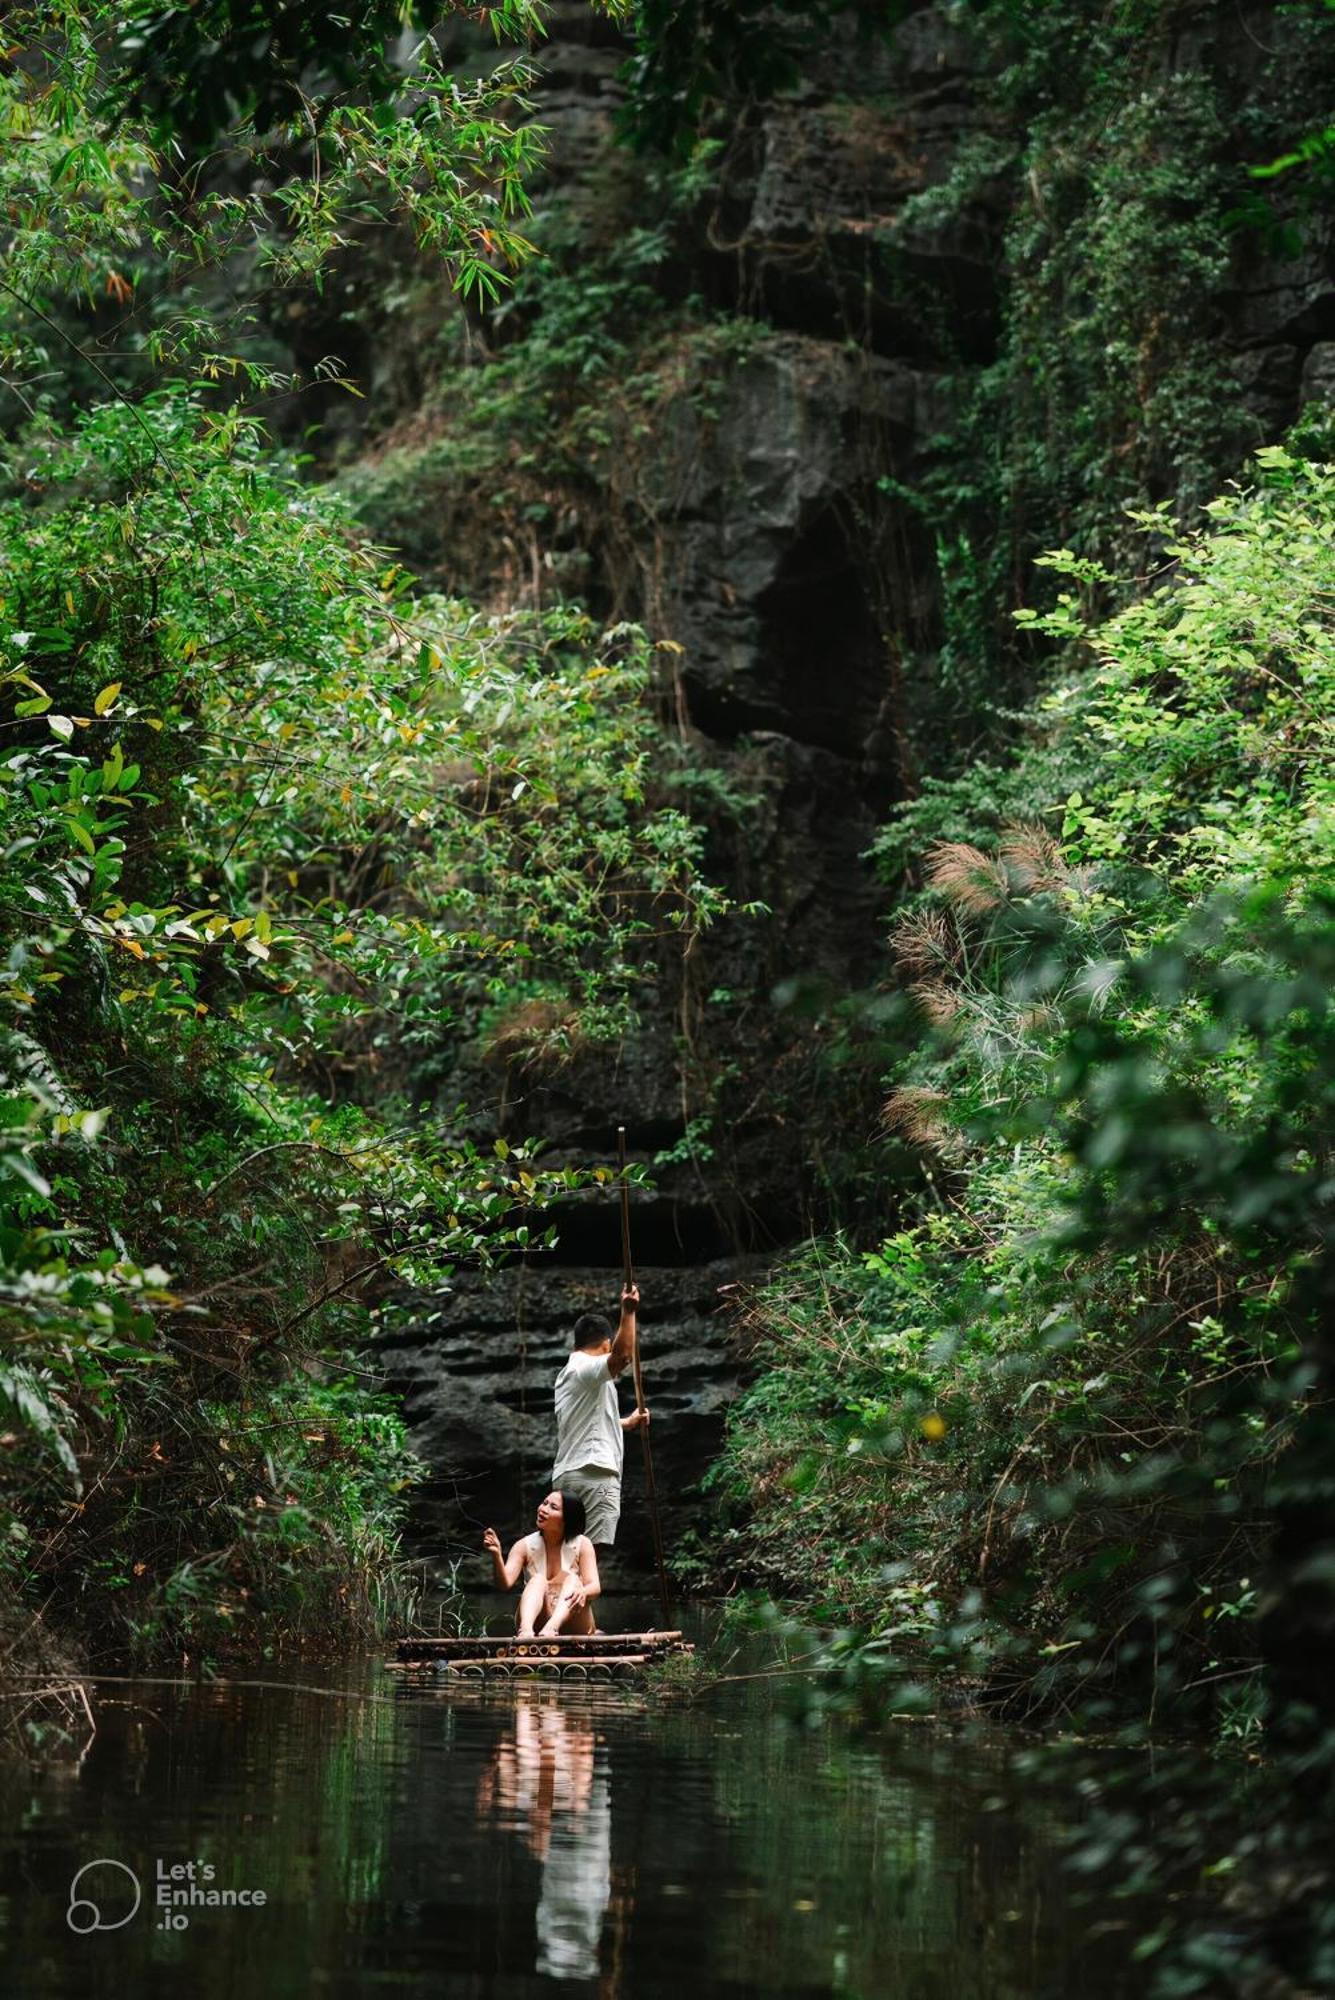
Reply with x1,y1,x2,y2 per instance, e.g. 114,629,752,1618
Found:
0,1621,1141,1998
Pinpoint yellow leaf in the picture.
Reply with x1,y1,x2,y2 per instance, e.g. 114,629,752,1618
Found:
332,930,355,945
94,681,121,715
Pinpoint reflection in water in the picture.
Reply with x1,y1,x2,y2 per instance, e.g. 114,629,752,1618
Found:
477,1692,612,1981
0,1639,1153,1999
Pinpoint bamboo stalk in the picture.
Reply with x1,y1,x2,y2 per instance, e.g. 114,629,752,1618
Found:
619,1125,673,1627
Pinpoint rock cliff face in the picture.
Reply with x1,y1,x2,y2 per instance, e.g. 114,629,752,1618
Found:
364,2,1335,1575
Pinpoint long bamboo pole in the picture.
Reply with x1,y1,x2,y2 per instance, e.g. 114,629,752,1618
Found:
619,1125,672,1627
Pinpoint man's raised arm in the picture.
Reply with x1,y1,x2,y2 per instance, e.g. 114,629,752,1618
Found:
608,1282,639,1380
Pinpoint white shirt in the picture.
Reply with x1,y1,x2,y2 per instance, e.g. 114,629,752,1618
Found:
552,1349,624,1482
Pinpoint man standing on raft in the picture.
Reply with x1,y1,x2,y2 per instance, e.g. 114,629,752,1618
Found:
551,1283,650,1550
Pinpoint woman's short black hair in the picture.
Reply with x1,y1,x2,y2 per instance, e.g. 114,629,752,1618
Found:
571,1312,614,1350
558,1489,587,1541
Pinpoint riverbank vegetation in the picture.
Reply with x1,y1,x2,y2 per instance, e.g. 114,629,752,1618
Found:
707,437,1335,2000
0,0,731,1677
715,451,1334,1715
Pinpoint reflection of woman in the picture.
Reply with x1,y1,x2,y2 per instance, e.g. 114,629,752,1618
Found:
483,1490,601,1639
476,1696,595,1861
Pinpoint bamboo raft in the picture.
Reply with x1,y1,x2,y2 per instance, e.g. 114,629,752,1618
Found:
388,1630,692,1681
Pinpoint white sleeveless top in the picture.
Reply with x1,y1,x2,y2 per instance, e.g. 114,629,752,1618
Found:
522,1531,588,1582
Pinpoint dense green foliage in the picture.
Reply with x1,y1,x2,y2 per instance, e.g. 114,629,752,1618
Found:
714,453,1335,1987
0,0,735,1670
0,401,725,1658
109,0,568,142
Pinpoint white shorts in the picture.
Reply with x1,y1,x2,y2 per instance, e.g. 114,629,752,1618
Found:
553,1466,621,1545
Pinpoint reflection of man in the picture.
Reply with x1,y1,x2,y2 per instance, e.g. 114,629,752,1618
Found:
552,1283,650,1550
536,1760,611,1984
477,1694,611,1983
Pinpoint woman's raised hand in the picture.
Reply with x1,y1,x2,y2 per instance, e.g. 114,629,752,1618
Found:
483,1527,502,1557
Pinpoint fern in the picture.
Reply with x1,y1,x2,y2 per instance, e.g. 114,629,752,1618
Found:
0,1363,82,1492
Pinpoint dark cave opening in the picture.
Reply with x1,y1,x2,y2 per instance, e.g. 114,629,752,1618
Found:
755,505,888,761
684,499,914,805
532,1191,802,1267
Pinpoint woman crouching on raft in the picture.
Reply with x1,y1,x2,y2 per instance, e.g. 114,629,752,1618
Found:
483,1490,601,1638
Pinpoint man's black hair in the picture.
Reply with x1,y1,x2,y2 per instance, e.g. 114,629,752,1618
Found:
571,1312,614,1350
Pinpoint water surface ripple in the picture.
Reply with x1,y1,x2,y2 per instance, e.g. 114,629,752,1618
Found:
0,1643,1139,1997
